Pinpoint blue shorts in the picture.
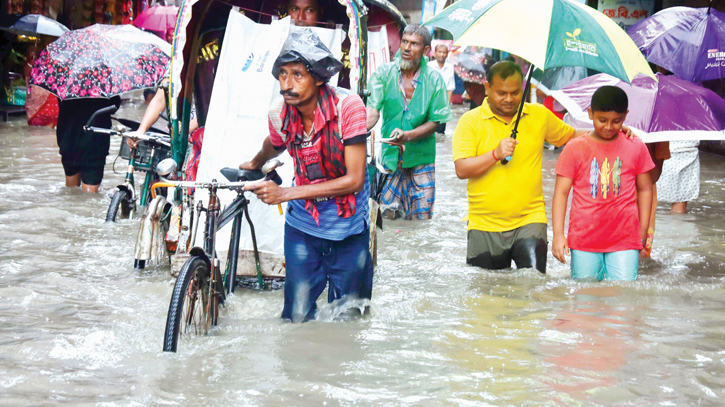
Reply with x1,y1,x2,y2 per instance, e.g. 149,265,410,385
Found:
282,223,373,322
570,250,639,281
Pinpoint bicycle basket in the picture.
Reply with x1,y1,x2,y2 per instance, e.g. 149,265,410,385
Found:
119,136,172,172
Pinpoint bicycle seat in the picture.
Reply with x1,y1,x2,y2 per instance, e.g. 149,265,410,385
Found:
220,168,283,185
220,168,264,182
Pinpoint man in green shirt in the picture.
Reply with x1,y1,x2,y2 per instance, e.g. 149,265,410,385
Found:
366,24,454,220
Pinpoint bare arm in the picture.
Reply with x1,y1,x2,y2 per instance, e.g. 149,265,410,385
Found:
447,91,453,102
552,175,573,263
138,88,166,134
244,142,367,205
453,137,518,179
366,106,380,131
240,136,285,170
636,172,653,244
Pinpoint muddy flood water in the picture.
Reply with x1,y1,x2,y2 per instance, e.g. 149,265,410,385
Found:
1,101,725,406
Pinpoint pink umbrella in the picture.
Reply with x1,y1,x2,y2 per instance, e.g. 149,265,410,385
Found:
133,6,179,38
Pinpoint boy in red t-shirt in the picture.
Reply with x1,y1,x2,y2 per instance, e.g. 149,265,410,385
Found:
552,86,654,281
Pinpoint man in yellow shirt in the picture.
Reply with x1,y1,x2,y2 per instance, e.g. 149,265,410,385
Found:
452,61,585,274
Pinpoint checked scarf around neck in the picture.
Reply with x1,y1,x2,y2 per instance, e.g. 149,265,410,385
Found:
280,84,356,225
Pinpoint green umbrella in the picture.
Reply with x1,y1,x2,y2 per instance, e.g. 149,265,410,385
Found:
424,0,655,163
424,0,654,83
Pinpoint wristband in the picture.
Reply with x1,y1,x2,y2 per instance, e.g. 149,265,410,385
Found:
491,149,499,161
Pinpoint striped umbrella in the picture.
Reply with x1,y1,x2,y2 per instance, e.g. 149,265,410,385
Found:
424,0,654,84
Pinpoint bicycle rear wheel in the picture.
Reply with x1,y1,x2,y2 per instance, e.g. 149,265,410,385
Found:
106,189,132,222
163,256,216,352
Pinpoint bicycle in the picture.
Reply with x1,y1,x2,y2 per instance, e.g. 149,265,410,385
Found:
84,107,172,222
155,160,283,353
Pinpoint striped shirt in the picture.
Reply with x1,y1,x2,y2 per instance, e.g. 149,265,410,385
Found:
269,87,369,241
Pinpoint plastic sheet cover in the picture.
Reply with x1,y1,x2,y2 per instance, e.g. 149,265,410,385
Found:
272,28,343,81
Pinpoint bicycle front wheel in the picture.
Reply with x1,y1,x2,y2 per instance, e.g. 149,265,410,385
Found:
106,189,132,222
163,256,215,352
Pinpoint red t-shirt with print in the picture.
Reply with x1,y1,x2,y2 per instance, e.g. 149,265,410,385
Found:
555,133,655,252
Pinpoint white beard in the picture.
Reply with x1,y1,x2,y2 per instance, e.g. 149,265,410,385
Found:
400,58,421,72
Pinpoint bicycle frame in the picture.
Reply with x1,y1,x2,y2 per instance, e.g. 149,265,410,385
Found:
87,124,170,213
219,192,265,292
153,173,275,291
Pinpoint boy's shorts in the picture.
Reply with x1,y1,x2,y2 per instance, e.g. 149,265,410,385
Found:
570,250,639,281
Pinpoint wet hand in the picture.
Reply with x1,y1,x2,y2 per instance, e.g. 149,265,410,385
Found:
239,160,260,170
243,180,287,205
125,132,141,148
495,137,518,160
388,129,407,146
552,235,569,264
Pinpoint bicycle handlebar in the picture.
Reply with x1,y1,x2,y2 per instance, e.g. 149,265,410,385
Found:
84,105,118,128
151,180,255,199
83,125,171,147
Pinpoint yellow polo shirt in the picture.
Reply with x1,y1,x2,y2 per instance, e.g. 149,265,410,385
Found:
452,99,575,232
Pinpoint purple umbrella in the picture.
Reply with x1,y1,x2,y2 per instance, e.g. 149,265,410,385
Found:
550,73,725,143
627,6,725,83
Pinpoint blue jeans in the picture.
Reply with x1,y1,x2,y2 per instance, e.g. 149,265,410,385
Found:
570,250,640,281
282,223,373,322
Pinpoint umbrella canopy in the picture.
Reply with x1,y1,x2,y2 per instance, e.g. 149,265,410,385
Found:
450,46,491,84
627,6,725,83
30,24,171,100
550,73,725,142
2,14,69,37
531,66,589,95
424,0,655,83
133,6,179,37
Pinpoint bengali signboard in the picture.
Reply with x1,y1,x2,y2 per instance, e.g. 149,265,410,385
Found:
598,0,655,31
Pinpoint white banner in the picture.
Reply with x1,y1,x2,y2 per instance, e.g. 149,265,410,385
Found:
421,0,448,25
194,12,292,257
367,29,390,170
598,0,655,31
367,28,390,79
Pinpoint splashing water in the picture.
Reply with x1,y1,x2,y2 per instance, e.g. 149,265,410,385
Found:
1,103,725,405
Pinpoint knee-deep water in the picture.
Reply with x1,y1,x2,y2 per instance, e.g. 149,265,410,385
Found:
1,102,725,406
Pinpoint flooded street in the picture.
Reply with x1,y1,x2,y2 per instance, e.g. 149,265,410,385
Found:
2,101,725,406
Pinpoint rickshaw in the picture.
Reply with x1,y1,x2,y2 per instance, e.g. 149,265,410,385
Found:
150,0,406,351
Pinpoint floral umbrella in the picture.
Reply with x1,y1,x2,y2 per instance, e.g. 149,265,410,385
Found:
450,46,491,84
30,24,171,100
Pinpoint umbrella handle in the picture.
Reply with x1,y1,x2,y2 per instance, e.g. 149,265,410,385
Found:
500,66,534,166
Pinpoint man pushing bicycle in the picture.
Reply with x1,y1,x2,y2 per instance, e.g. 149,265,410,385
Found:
241,29,372,323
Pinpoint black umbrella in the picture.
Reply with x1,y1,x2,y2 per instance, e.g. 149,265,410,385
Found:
2,14,69,37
